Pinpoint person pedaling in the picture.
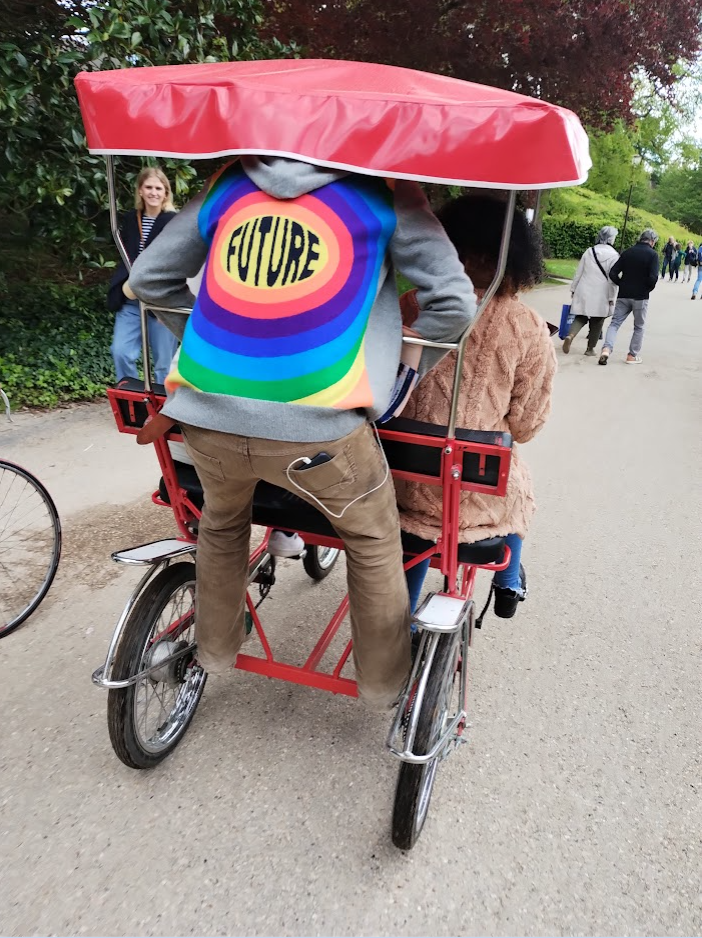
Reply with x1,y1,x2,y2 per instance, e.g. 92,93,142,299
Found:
128,154,477,710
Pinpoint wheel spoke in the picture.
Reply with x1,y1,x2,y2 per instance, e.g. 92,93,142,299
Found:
122,567,204,758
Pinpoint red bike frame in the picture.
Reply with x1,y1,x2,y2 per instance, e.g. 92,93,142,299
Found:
107,383,512,700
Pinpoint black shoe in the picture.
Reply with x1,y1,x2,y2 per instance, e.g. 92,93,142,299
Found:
493,565,527,619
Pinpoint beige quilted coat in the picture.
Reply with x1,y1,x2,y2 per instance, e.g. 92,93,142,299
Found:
396,289,557,543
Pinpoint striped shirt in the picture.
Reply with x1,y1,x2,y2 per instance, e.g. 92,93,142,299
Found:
139,214,156,253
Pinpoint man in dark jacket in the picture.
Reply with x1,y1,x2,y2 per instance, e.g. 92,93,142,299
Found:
599,228,659,365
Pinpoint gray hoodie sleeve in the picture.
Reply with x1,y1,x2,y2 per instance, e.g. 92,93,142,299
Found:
389,180,477,346
128,187,209,337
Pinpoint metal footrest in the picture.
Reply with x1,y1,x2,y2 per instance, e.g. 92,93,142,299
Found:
111,538,196,565
411,592,471,633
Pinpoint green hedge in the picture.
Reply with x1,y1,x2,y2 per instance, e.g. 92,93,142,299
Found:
542,217,644,258
0,281,115,407
542,186,702,259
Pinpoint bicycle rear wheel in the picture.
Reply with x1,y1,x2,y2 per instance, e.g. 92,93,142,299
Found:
0,460,62,637
107,562,206,769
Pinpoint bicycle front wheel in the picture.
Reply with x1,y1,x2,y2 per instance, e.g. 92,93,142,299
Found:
0,460,62,637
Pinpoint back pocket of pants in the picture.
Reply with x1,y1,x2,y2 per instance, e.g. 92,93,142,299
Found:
288,447,354,495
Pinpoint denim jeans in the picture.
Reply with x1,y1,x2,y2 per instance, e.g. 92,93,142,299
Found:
692,268,702,296
111,299,178,385
602,297,648,357
404,532,524,613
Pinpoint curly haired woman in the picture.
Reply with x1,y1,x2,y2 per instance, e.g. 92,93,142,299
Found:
397,194,557,619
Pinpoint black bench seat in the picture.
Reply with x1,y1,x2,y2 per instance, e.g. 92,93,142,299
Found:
158,461,506,567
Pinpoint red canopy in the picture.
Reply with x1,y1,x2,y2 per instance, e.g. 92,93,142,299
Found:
74,59,590,189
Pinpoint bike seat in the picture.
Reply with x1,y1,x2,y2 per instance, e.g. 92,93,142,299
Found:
159,462,506,567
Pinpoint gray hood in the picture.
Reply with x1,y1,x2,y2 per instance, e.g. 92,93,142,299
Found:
240,155,348,200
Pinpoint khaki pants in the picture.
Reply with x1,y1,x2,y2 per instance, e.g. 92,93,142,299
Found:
181,421,411,710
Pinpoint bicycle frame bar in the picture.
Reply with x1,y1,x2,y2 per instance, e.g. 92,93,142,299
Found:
106,155,153,393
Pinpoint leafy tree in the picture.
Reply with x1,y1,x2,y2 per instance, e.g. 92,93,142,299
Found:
261,0,702,128
0,0,295,265
586,123,640,201
649,162,702,232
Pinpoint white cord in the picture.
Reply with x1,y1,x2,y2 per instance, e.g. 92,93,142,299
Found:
285,424,390,520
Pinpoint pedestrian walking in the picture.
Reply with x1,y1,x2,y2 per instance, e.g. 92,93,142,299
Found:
599,228,658,365
690,242,702,298
671,242,683,281
107,167,179,385
564,226,619,356
683,241,697,283
661,236,675,279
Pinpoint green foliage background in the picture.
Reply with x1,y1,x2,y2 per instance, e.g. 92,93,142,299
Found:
3,2,702,407
542,187,702,258
0,281,113,407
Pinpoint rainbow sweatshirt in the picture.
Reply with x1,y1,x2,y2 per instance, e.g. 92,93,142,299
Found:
129,157,476,442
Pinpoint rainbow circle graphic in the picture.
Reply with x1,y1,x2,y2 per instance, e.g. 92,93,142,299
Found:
169,163,397,408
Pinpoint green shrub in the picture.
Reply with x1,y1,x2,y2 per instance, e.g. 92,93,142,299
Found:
0,282,115,407
543,186,702,259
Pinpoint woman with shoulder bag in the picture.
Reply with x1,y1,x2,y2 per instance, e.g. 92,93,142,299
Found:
564,226,619,356
107,167,179,385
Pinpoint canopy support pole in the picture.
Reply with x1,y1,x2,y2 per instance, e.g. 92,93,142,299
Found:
106,155,152,393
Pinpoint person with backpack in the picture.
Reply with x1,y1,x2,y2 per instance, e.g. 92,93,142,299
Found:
683,241,697,283
564,226,619,356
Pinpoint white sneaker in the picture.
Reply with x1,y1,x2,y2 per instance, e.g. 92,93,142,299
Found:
268,530,305,558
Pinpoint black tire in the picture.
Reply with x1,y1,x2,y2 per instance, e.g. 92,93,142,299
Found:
0,460,62,638
392,629,460,850
107,563,206,769
302,545,340,581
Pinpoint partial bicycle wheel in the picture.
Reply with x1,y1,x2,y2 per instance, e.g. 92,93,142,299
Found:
392,629,461,850
107,562,207,769
302,544,340,581
0,460,62,637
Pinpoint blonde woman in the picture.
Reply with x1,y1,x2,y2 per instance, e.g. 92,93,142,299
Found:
107,167,178,385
